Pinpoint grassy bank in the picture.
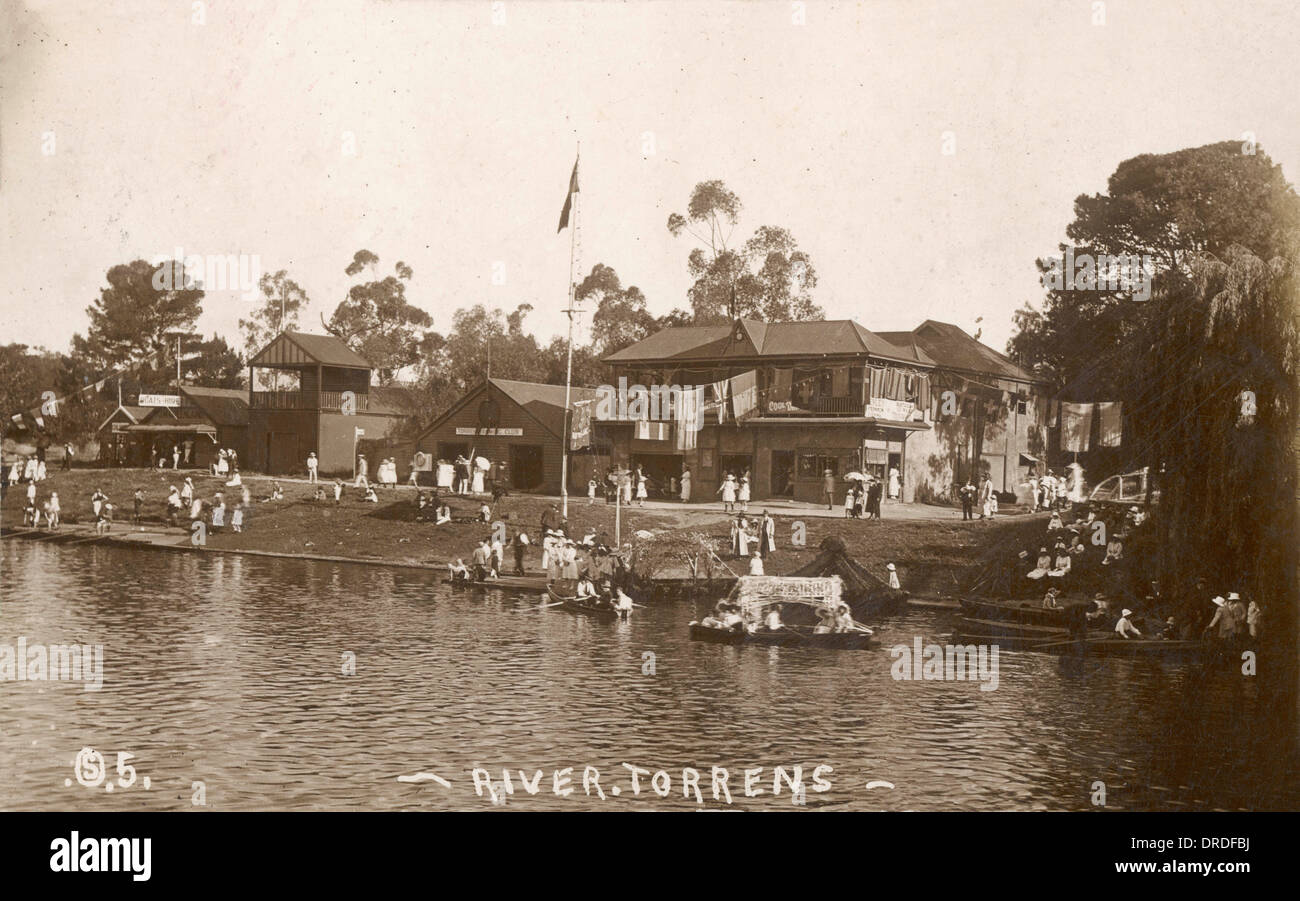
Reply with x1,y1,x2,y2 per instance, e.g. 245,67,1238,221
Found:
1,467,1034,591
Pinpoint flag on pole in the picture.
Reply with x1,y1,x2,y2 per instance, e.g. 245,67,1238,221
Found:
556,156,579,232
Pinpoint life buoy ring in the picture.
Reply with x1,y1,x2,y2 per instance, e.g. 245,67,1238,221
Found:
413,451,430,470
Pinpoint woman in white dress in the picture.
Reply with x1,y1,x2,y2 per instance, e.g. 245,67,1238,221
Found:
888,466,900,500
471,459,486,495
717,473,737,512
738,476,750,513
635,466,648,505
680,468,691,502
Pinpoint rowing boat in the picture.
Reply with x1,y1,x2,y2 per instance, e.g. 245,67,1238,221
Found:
443,574,549,591
958,596,1093,627
546,586,630,620
954,621,1211,661
688,622,876,649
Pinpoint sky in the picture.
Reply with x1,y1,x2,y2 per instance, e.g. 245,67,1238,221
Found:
2,0,1298,362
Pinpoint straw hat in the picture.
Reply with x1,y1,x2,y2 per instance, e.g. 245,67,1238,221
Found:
1211,596,1225,606
1227,592,1241,601
887,563,896,571
1121,609,1133,617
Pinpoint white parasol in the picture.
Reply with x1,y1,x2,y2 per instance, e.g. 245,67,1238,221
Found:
844,472,868,482
474,456,490,471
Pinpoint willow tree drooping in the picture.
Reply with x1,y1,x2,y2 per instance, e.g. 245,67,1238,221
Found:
1135,246,1298,658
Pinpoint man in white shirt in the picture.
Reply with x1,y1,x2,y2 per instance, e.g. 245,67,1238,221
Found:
1114,608,1142,639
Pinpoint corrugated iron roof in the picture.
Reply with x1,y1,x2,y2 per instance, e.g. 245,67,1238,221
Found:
180,386,249,426
602,318,933,366
877,320,1039,383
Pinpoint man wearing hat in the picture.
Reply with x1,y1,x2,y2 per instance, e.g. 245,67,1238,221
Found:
1202,596,1238,640
1114,608,1142,639
1226,592,1247,635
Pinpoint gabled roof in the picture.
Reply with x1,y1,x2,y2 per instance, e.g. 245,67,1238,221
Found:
489,378,599,439
877,320,1040,384
417,378,599,443
603,318,933,366
96,404,152,432
180,386,249,426
249,331,372,370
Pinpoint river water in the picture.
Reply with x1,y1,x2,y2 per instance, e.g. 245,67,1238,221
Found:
1,541,1295,811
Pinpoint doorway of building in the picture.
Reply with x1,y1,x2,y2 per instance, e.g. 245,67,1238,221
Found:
887,452,902,501
719,454,753,485
510,444,544,490
771,451,795,496
630,453,683,498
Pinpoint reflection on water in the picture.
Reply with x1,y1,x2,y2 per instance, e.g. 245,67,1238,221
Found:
0,542,1295,811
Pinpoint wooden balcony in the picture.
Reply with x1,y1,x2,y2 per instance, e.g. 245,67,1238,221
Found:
251,390,369,412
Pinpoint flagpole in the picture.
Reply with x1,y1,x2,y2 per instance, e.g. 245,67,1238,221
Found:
561,143,579,519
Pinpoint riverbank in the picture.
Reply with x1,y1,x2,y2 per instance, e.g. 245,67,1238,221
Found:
1,467,1041,593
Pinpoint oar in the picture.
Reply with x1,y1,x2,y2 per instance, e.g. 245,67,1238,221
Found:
517,601,567,613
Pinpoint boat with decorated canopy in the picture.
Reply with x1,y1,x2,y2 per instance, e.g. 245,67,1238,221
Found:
688,575,877,649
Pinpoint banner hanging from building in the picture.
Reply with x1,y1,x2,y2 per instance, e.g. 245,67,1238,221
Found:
729,369,758,421
675,387,702,450
1097,401,1123,447
710,378,729,424
1060,402,1093,452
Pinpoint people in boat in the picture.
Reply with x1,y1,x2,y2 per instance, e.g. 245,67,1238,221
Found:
575,573,597,599
1087,593,1110,624
1114,608,1142,639
613,586,634,616
748,550,764,576
448,558,470,582
764,603,783,632
701,603,728,630
833,603,856,633
721,604,745,631
813,607,835,634
1027,547,1052,580
1042,586,1061,609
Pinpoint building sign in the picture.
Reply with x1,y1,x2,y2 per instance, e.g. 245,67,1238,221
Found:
455,427,523,437
138,394,181,408
865,398,915,422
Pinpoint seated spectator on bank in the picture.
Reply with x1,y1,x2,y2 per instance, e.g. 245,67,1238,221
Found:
479,501,491,523
261,482,283,502
1042,586,1061,609
225,469,242,488
363,486,379,503
1047,511,1064,531
1027,547,1052,580
435,502,452,525
1048,544,1071,578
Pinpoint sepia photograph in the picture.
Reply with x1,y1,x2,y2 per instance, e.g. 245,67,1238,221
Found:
1,0,1296,884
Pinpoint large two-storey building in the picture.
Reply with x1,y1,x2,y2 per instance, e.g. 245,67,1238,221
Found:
601,318,1050,504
